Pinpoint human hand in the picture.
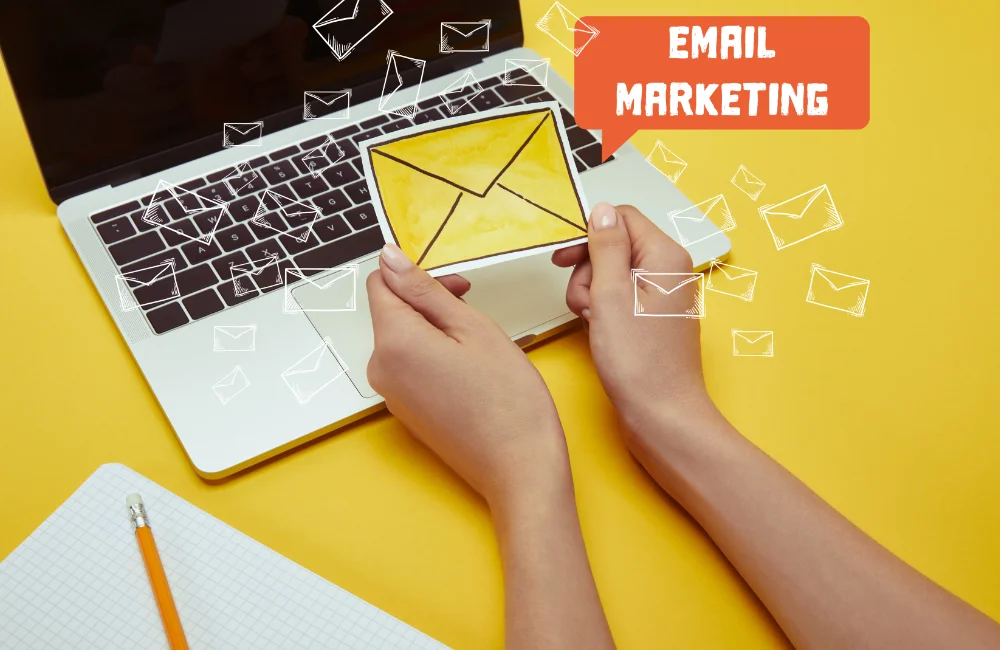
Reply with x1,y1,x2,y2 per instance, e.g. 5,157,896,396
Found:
367,245,573,510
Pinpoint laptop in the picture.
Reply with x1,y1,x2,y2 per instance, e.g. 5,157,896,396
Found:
0,0,730,478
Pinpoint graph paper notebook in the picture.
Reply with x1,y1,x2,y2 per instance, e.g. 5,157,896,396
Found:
0,464,448,649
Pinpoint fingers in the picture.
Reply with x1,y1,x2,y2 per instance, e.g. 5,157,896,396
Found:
437,274,472,298
551,243,588,268
586,202,634,291
616,205,693,272
565,260,593,318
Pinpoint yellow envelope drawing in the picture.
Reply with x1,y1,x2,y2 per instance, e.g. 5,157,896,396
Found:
313,0,393,61
303,90,351,120
759,184,843,250
114,259,178,312
365,105,588,275
646,141,688,184
536,1,600,56
707,260,758,301
213,325,257,352
281,337,347,405
283,266,358,313
503,59,550,87
440,20,491,53
806,264,870,317
668,194,735,248
222,122,263,148
732,330,774,357
212,366,250,405
730,165,766,200
631,270,705,318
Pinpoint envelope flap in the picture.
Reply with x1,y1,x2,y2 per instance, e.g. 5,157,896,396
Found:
287,339,331,376
740,167,763,185
763,186,827,218
444,22,489,37
714,263,755,281
370,110,551,196
636,273,701,295
226,123,260,135
735,331,772,344
511,59,548,73
316,0,360,26
653,143,684,165
218,325,254,338
814,267,868,291
307,91,349,106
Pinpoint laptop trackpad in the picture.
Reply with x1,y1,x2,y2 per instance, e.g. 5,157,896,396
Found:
293,252,573,400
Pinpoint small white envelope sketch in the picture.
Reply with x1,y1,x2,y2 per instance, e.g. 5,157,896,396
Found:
115,259,178,312
213,325,257,352
536,1,600,57
283,266,358,313
668,195,735,248
631,270,705,318
231,254,283,296
252,189,321,243
441,70,484,116
313,0,393,61
281,337,348,405
759,184,843,250
503,59,550,87
303,89,351,120
806,264,870,317
302,135,346,178
142,179,228,245
440,20,491,53
646,141,687,184
379,50,425,118
222,162,258,195
732,330,774,357
222,122,263,148
730,165,766,200
707,260,758,301
212,365,250,405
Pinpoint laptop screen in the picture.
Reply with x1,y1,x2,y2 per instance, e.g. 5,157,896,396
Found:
0,0,523,199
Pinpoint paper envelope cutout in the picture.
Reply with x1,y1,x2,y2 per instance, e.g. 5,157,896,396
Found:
668,195,736,248
231,254,283,296
707,260,758,301
212,366,250,405
731,165,766,200
646,141,688,184
806,264,869,317
222,122,263,148
440,20,491,53
313,0,393,61
253,189,321,243
631,270,706,318
302,135,346,178
536,1,600,57
213,325,257,352
281,337,347,405
364,105,588,276
440,70,484,116
379,50,425,118
222,162,258,195
142,180,228,245
732,330,774,357
303,90,351,120
283,266,358,313
115,259,178,312
503,59,550,87
759,184,843,250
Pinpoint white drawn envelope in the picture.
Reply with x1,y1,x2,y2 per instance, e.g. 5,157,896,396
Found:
313,0,393,61
252,189,321,243
668,195,735,248
503,58,550,87
212,365,250,405
283,266,358,313
646,141,688,184
707,260,758,301
222,122,263,148
213,325,257,352
231,254,283,296
732,330,774,357
115,259,178,312
631,270,705,318
379,50,425,118
730,165,766,200
142,179,229,245
222,162,258,195
536,1,600,57
440,70,484,115
303,89,351,120
759,185,843,250
302,135,346,178
806,263,870,317
281,337,348,404
440,20,491,53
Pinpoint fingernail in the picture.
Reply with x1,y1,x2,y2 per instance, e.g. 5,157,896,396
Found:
591,202,618,230
381,243,413,273
581,308,591,321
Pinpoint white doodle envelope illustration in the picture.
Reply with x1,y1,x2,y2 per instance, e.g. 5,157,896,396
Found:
281,337,348,405
806,264,869,317
732,330,774,357
632,270,705,318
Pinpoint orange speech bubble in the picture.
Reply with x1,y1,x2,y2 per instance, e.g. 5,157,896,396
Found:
573,16,870,160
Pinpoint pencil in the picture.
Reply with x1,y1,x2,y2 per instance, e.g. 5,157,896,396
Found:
127,494,190,650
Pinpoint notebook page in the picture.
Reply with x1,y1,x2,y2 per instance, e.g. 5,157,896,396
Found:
0,464,448,649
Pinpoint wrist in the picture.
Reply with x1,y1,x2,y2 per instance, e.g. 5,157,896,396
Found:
488,430,578,531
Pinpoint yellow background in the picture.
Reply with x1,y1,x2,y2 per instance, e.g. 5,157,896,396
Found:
1,1,997,648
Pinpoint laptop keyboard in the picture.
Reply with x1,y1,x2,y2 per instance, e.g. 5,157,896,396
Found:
90,69,614,335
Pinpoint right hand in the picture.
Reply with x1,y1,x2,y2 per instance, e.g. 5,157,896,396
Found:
552,203,717,442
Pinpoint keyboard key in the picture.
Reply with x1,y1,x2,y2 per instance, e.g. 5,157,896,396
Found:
207,167,236,183
352,129,382,146
173,191,203,214
217,278,258,306
471,89,504,111
197,182,235,204
449,103,476,116
351,158,365,175
560,108,578,129
260,160,297,185
96,216,137,244
249,155,271,168
247,212,288,239
122,252,188,275
480,74,504,88
131,209,158,233
381,120,412,134
416,95,445,109
269,145,300,161
314,215,351,242
138,195,152,205
323,163,360,187
360,115,390,129
343,181,371,205
182,290,225,320
331,124,361,139
300,135,330,150
246,239,287,262
193,206,233,235
566,126,597,150
337,139,360,159
145,302,188,334
181,238,222,265
413,107,444,125
178,178,206,191
261,260,295,293
211,251,252,281
313,189,351,215
216,223,255,252
280,228,320,255
290,174,331,199
495,83,541,103
132,274,180,309
176,263,220,296
573,155,587,173
108,231,167,265
343,203,377,230
575,142,604,168
229,196,261,222
158,219,200,247
294,225,383,269
91,201,141,224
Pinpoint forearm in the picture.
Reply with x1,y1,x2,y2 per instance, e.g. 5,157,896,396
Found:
628,405,1000,650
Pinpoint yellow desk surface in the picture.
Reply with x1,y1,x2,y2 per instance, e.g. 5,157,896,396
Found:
1,1,997,648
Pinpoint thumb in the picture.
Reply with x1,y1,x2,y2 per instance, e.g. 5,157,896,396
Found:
587,202,633,291
378,243,474,337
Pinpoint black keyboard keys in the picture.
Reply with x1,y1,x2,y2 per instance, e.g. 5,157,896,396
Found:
145,302,189,334
290,175,330,199
217,223,255,252
181,238,222,265
294,226,383,269
314,215,351,242
323,163,360,187
183,290,225,320
96,217,137,244
343,181,371,205
313,189,351,215
343,203,377,230
91,201,141,225
108,231,167,266
260,160,297,185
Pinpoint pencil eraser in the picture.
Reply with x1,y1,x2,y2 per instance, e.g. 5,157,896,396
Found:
126,493,144,507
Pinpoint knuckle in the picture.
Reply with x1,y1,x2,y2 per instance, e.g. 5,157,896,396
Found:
406,275,440,302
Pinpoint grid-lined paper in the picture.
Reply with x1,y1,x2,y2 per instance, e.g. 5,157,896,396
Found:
0,464,448,649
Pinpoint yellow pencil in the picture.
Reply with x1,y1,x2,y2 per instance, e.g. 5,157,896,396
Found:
127,494,190,650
